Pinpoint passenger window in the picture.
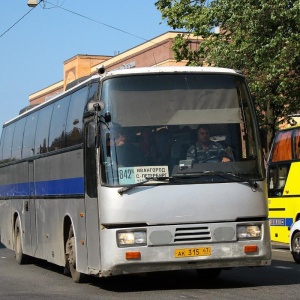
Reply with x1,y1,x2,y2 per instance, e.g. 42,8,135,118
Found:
270,131,292,162
22,111,39,158
294,129,300,160
48,96,71,152
65,86,89,147
1,124,15,162
34,104,54,155
0,127,6,163
11,118,27,160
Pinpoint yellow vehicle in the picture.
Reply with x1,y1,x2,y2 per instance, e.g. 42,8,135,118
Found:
267,125,300,244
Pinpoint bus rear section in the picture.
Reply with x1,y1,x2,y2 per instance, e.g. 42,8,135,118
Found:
267,125,300,244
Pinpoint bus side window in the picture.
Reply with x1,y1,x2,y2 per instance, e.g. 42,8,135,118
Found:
294,128,300,160
34,104,54,155
22,111,39,158
270,131,292,162
2,124,15,163
0,127,6,163
48,96,71,152
11,117,27,160
65,86,89,147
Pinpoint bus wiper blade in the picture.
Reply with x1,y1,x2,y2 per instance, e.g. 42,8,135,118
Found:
210,171,259,189
174,171,258,189
118,176,173,195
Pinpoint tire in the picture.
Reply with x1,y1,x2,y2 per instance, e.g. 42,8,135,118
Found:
65,225,86,283
14,218,28,264
196,268,222,280
291,231,300,263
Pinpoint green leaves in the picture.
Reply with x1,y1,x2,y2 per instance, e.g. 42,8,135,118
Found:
155,0,300,151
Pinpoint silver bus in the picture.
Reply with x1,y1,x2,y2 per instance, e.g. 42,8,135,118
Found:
0,66,271,282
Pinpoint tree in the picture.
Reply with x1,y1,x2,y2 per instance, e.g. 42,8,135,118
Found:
155,0,300,152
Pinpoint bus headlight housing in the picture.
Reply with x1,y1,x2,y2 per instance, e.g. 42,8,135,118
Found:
117,230,147,247
237,225,261,239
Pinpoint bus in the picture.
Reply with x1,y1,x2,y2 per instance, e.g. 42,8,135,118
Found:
0,66,271,282
267,125,300,244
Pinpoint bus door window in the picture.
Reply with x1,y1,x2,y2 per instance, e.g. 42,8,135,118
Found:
268,165,290,197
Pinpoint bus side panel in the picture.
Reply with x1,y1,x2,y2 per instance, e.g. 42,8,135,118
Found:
268,197,290,244
84,195,101,273
0,163,28,252
0,199,14,250
33,149,88,269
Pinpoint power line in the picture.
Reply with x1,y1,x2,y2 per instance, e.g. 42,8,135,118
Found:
44,1,149,43
0,2,41,39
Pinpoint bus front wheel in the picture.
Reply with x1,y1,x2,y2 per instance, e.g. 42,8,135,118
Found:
65,225,86,283
291,231,300,263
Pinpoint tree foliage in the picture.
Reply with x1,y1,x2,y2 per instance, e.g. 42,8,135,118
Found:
155,0,300,150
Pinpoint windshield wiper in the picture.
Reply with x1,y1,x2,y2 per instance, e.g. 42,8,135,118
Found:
203,171,258,189
118,176,173,195
173,171,258,190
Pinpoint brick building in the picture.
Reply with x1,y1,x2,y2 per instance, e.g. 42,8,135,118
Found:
29,31,200,105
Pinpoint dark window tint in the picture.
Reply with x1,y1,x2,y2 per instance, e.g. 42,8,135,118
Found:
11,118,27,160
0,127,6,162
294,128,300,160
2,123,15,162
65,86,89,147
34,104,54,155
22,111,39,158
48,96,70,152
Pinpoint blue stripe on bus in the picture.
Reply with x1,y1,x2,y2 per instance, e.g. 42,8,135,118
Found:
269,218,293,227
0,177,84,197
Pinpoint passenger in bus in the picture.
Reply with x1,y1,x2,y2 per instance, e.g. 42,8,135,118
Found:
186,125,231,163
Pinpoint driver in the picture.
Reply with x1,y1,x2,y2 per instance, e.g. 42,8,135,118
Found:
186,125,231,163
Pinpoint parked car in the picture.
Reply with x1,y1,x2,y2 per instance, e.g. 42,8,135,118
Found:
290,220,300,263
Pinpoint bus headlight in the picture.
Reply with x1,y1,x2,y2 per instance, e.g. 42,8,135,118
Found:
117,230,147,247
237,225,261,239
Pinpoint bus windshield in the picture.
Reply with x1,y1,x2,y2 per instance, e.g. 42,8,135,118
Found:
99,73,263,186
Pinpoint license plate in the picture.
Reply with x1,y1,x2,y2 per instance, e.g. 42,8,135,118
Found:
174,247,211,258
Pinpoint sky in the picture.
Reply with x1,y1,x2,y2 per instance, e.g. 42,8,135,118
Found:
0,0,171,136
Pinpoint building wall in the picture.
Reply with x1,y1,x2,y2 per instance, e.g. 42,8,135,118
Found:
29,31,200,105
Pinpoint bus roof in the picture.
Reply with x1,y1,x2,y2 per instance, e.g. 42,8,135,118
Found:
3,66,242,127
105,66,242,77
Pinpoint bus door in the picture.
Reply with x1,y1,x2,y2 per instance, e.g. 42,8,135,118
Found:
23,160,37,256
84,120,101,272
268,163,291,243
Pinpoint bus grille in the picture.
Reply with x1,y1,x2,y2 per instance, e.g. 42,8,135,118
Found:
174,226,211,243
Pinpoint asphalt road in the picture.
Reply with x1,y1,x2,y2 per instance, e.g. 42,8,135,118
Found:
0,241,298,300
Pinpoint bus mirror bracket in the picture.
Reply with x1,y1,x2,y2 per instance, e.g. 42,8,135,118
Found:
87,122,96,148
87,101,104,112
